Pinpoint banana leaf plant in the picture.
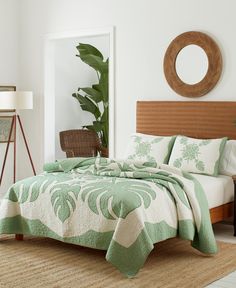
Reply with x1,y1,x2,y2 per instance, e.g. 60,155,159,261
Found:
72,43,109,148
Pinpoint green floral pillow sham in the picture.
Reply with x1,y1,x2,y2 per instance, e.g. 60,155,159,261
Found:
168,136,227,176
125,133,175,164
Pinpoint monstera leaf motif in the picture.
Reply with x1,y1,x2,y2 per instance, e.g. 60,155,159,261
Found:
7,173,71,204
51,184,81,223
81,178,156,220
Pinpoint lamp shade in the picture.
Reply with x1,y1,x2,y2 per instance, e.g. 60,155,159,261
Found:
0,91,33,110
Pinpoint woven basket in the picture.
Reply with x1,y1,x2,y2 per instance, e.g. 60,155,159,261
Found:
59,129,101,157
100,146,109,158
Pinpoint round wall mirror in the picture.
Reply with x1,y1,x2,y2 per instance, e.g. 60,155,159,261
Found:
163,31,222,98
175,44,209,85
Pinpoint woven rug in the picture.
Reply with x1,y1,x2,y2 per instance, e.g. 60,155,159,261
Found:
0,236,236,288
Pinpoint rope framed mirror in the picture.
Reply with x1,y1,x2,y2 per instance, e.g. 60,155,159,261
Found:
163,31,222,98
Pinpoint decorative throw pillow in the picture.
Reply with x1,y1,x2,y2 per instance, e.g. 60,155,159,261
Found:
125,133,175,164
168,136,227,176
219,140,236,176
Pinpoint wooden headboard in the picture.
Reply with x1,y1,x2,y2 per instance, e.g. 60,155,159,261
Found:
137,101,236,140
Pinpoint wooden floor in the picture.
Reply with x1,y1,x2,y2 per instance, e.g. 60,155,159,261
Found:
206,223,236,288
1,196,236,287
207,271,236,288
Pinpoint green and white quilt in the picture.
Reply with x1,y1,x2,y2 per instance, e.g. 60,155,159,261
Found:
0,157,217,277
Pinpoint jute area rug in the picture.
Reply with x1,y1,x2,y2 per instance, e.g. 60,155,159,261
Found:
0,236,236,288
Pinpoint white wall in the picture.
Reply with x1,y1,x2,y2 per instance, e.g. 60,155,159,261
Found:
0,0,19,84
54,35,109,159
0,0,19,197
14,0,236,179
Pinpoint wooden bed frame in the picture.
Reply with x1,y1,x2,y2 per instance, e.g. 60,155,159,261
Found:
137,101,236,224
15,101,236,241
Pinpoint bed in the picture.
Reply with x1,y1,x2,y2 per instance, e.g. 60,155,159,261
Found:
0,101,235,277
137,101,236,223
192,173,234,210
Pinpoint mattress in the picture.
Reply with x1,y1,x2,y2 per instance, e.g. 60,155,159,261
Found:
0,173,233,211
190,173,234,209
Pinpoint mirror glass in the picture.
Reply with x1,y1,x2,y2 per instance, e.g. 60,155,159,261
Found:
175,44,209,85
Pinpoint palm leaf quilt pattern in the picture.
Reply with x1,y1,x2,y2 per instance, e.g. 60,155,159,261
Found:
0,157,217,277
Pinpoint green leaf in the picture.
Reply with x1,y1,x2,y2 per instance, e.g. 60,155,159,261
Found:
30,189,40,202
173,183,191,209
89,74,108,104
51,184,81,223
80,87,102,103
101,107,109,147
199,140,211,146
157,171,171,177
51,191,71,222
78,54,108,74
99,73,109,102
7,187,18,202
73,93,101,119
92,121,104,132
6,174,72,204
92,84,100,91
101,106,108,123
76,43,103,59
81,179,156,219
196,160,205,171
173,158,182,168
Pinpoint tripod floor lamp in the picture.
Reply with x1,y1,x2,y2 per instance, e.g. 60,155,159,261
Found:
0,91,36,186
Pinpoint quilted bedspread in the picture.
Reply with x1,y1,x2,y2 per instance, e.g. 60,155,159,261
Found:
0,157,217,277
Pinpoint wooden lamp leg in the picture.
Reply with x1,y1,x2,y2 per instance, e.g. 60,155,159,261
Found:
17,115,36,175
0,116,15,186
15,114,36,241
13,115,23,241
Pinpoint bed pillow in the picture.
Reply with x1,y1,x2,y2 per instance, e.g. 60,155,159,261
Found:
219,140,236,176
125,133,175,164
168,135,227,176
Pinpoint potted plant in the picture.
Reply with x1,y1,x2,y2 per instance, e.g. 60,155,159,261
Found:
72,43,109,157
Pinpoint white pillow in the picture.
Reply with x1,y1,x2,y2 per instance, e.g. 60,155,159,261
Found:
168,136,227,176
219,140,236,176
125,133,175,164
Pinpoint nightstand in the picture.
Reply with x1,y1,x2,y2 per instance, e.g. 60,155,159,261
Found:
232,175,236,236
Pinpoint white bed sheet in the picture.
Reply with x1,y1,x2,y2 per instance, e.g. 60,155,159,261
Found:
0,174,233,211
190,173,234,209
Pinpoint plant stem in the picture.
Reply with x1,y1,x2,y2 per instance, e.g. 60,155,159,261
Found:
96,71,100,81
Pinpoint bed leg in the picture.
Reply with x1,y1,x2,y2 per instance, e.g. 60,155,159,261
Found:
15,234,24,241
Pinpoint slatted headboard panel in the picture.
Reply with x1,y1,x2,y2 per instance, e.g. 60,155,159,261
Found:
137,101,236,139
